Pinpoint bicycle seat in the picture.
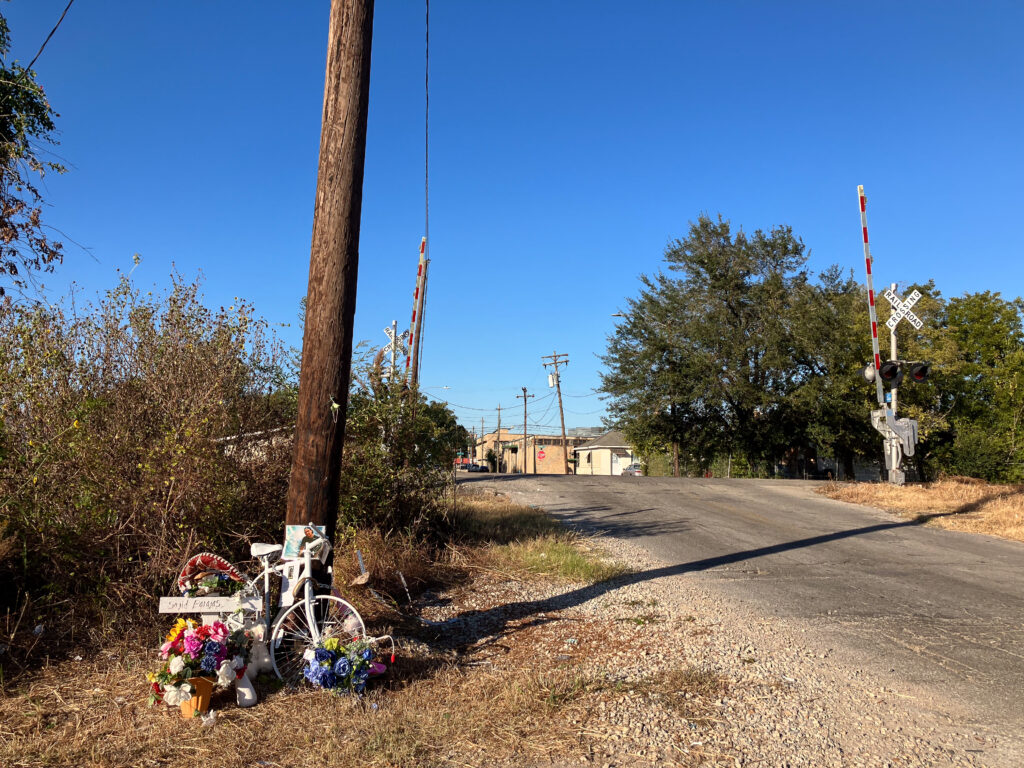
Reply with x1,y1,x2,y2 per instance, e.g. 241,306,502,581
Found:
251,543,283,559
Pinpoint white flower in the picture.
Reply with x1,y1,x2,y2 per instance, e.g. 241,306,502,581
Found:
216,660,234,687
162,684,192,707
302,648,316,662
168,656,185,675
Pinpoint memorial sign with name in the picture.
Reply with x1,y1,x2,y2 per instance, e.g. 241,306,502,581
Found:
158,595,260,614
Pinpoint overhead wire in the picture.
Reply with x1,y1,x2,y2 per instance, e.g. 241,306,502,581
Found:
26,0,76,73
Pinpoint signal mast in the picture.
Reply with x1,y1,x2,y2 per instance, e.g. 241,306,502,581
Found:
857,185,931,485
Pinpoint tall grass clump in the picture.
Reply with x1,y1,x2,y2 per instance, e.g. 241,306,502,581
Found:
0,274,295,655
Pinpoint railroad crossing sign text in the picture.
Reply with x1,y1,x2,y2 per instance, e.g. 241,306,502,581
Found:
884,288,923,330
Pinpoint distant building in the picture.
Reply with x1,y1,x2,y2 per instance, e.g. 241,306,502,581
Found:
475,429,591,474
573,430,637,476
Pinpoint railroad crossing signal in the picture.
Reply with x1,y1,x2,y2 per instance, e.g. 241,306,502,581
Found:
883,288,923,330
383,325,409,358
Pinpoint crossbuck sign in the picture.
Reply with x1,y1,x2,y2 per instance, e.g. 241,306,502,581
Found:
883,288,922,330
383,325,409,358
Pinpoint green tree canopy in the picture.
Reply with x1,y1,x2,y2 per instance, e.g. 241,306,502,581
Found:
0,12,64,298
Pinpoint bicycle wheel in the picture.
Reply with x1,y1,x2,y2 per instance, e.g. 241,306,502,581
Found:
269,595,366,686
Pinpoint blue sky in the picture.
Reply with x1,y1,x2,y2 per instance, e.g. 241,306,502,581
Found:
7,1,1024,435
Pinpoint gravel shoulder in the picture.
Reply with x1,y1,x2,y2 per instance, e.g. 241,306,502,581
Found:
448,479,1023,767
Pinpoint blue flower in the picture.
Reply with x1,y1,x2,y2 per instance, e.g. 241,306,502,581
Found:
200,654,218,673
333,657,352,677
354,682,366,694
304,664,318,683
314,648,334,664
318,670,338,689
204,640,224,656
360,648,373,661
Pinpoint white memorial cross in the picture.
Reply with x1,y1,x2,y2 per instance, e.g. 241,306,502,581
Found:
883,288,923,330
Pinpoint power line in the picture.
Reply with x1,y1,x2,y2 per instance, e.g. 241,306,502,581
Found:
27,0,76,73
445,392,555,413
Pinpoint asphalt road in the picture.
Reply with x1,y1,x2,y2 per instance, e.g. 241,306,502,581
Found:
464,474,1024,738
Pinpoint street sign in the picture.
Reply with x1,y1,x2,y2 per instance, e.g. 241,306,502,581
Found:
537,450,546,460
883,288,923,331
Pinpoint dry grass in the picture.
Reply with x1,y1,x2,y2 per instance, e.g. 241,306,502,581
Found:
0,647,609,768
450,492,628,583
658,666,728,725
819,477,1024,542
0,494,656,767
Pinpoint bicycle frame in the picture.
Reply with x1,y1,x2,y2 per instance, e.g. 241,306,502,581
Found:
246,529,333,641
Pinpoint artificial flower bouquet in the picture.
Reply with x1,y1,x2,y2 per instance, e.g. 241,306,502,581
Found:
147,618,250,709
302,637,380,694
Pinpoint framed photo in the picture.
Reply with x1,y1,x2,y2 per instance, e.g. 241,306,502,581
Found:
282,524,328,561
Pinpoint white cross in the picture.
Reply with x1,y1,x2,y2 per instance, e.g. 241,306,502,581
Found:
883,288,923,330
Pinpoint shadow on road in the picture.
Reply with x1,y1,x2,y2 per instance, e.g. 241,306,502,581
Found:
553,504,694,539
429,507,969,653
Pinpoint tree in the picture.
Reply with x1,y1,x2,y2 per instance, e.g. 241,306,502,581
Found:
787,266,878,478
927,291,1024,481
603,215,827,473
0,13,64,298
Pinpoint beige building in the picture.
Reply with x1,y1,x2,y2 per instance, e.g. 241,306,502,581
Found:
573,430,637,476
476,430,590,475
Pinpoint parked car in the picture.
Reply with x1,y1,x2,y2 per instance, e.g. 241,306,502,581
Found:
477,464,490,472
621,462,643,477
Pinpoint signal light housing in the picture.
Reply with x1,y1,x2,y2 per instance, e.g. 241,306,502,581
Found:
878,361,904,387
909,362,930,383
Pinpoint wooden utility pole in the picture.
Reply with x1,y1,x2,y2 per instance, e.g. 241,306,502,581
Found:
517,387,534,474
285,0,374,542
541,351,570,475
407,238,429,387
496,404,502,472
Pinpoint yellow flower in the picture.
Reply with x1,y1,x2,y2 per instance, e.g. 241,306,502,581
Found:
73,419,80,429
165,617,193,643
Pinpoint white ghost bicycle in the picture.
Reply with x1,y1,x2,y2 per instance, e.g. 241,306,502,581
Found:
241,525,367,685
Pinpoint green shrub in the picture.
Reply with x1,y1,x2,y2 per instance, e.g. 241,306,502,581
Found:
338,368,463,535
0,274,294,645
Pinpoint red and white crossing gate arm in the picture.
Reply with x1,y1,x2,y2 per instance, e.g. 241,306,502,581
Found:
858,185,886,406
406,237,427,377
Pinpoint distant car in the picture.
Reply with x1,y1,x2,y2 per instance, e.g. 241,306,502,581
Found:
466,464,479,472
621,462,643,477
477,464,490,473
